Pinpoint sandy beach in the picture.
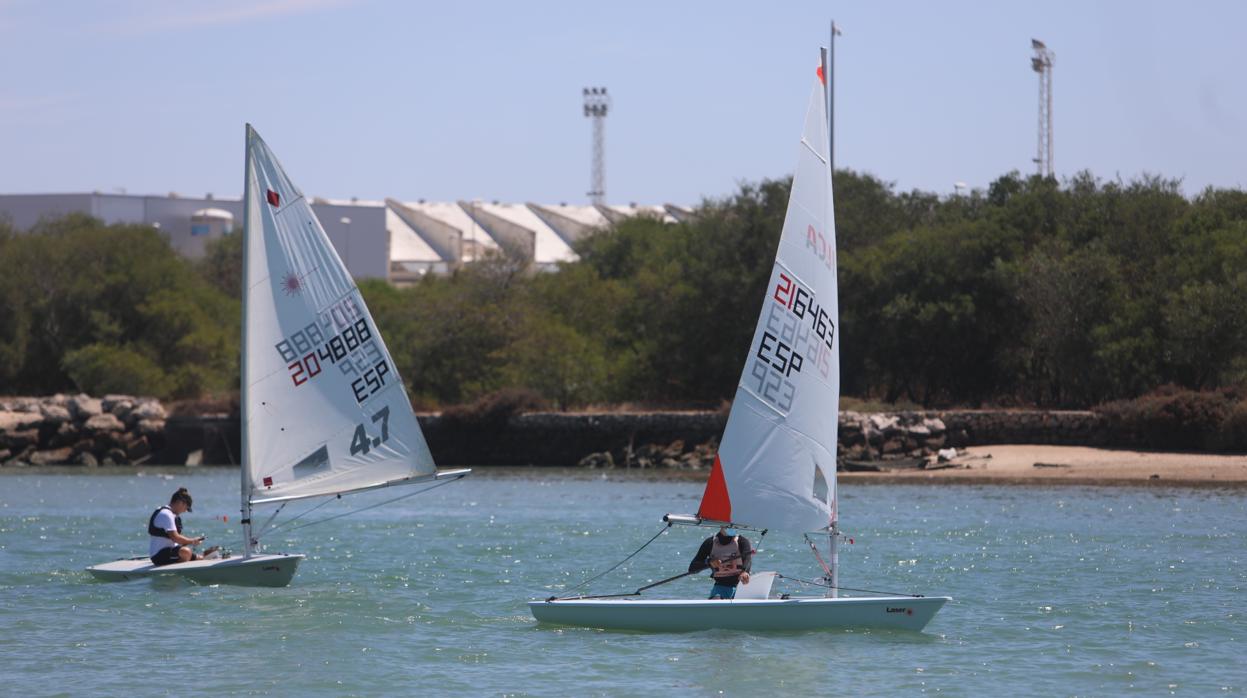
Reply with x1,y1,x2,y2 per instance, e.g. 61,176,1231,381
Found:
840,445,1247,487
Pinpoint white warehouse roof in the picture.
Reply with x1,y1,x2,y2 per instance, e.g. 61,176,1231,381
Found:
0,192,693,283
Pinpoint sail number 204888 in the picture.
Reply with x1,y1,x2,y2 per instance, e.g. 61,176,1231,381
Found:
275,317,391,404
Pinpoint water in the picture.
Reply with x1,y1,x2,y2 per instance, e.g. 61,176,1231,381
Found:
1,469,1243,696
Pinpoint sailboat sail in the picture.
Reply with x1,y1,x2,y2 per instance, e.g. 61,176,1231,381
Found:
698,72,839,534
243,126,436,505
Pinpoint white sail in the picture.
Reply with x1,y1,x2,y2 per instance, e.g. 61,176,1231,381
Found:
698,73,839,533
242,125,436,505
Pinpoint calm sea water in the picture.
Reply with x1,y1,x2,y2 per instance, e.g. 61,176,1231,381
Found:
0,468,1243,696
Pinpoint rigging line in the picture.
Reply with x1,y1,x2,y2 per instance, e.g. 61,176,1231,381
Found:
775,573,925,598
275,478,459,535
254,502,288,539
804,533,833,578
255,497,333,540
548,570,703,603
549,591,640,601
563,523,671,594
550,529,763,601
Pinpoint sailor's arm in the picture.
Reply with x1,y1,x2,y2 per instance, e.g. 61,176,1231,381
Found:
738,538,752,584
166,529,204,546
688,538,714,573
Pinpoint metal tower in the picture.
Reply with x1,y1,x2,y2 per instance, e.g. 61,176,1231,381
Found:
1031,39,1055,177
583,87,610,204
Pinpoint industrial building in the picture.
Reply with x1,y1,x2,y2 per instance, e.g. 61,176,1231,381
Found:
0,192,693,283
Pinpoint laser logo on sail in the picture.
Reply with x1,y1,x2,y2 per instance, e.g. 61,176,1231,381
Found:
806,224,835,270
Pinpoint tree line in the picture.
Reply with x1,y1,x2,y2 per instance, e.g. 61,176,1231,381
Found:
1,169,1244,409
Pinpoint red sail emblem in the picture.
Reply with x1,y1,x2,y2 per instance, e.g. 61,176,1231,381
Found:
698,454,732,523
266,189,280,207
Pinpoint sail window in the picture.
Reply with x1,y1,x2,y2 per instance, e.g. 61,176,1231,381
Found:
293,445,330,478
812,465,829,504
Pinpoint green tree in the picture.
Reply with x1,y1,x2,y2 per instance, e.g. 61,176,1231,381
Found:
0,214,238,398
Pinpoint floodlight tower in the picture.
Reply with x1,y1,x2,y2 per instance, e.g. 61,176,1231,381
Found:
583,87,611,204
1031,39,1055,177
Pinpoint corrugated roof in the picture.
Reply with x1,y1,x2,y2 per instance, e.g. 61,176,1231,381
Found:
385,207,442,262
478,202,576,264
402,201,500,262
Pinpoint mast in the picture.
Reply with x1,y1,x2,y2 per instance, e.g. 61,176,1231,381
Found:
820,44,840,599
240,124,255,559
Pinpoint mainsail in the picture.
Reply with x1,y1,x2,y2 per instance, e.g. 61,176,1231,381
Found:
698,72,839,534
242,125,436,505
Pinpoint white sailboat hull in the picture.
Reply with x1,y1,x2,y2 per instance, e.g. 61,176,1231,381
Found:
86,553,303,587
529,595,950,632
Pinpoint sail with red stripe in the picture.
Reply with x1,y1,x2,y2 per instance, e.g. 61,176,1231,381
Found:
697,72,839,533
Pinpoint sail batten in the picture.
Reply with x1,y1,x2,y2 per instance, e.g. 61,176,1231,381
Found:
242,127,438,504
800,139,828,164
698,74,839,534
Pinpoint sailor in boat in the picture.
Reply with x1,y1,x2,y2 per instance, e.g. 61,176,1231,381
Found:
148,488,218,566
688,526,753,599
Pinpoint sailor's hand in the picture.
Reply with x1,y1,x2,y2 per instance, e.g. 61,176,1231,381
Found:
709,559,721,570
740,572,750,584
195,536,206,545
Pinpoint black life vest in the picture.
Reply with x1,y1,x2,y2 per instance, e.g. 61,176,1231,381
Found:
148,506,183,539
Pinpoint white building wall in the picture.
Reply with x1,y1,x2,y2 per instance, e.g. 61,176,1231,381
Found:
0,194,97,230
309,200,389,281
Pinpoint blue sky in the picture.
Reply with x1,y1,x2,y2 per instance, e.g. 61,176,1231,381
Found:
2,0,1244,205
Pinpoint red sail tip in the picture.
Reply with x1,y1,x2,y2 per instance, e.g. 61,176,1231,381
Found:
816,65,825,85
266,189,280,207
698,454,732,522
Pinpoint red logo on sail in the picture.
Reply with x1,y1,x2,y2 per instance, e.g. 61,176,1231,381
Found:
267,189,280,207
263,476,273,488
281,272,302,295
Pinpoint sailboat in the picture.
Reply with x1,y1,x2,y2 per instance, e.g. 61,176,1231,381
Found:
87,125,469,587
529,52,949,631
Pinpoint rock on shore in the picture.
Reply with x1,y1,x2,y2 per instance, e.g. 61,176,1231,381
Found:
1,398,1124,469
0,395,166,466
574,409,1111,472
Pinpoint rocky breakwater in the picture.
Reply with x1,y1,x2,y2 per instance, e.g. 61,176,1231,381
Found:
0,395,167,466
837,411,951,467
575,409,1106,472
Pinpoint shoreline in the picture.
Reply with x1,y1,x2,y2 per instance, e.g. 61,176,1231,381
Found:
840,444,1247,488
3,445,1245,489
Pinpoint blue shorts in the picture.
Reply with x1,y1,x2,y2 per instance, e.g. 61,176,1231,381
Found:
709,583,737,600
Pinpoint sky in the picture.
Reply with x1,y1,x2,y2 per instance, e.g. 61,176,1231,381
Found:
2,0,1245,206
